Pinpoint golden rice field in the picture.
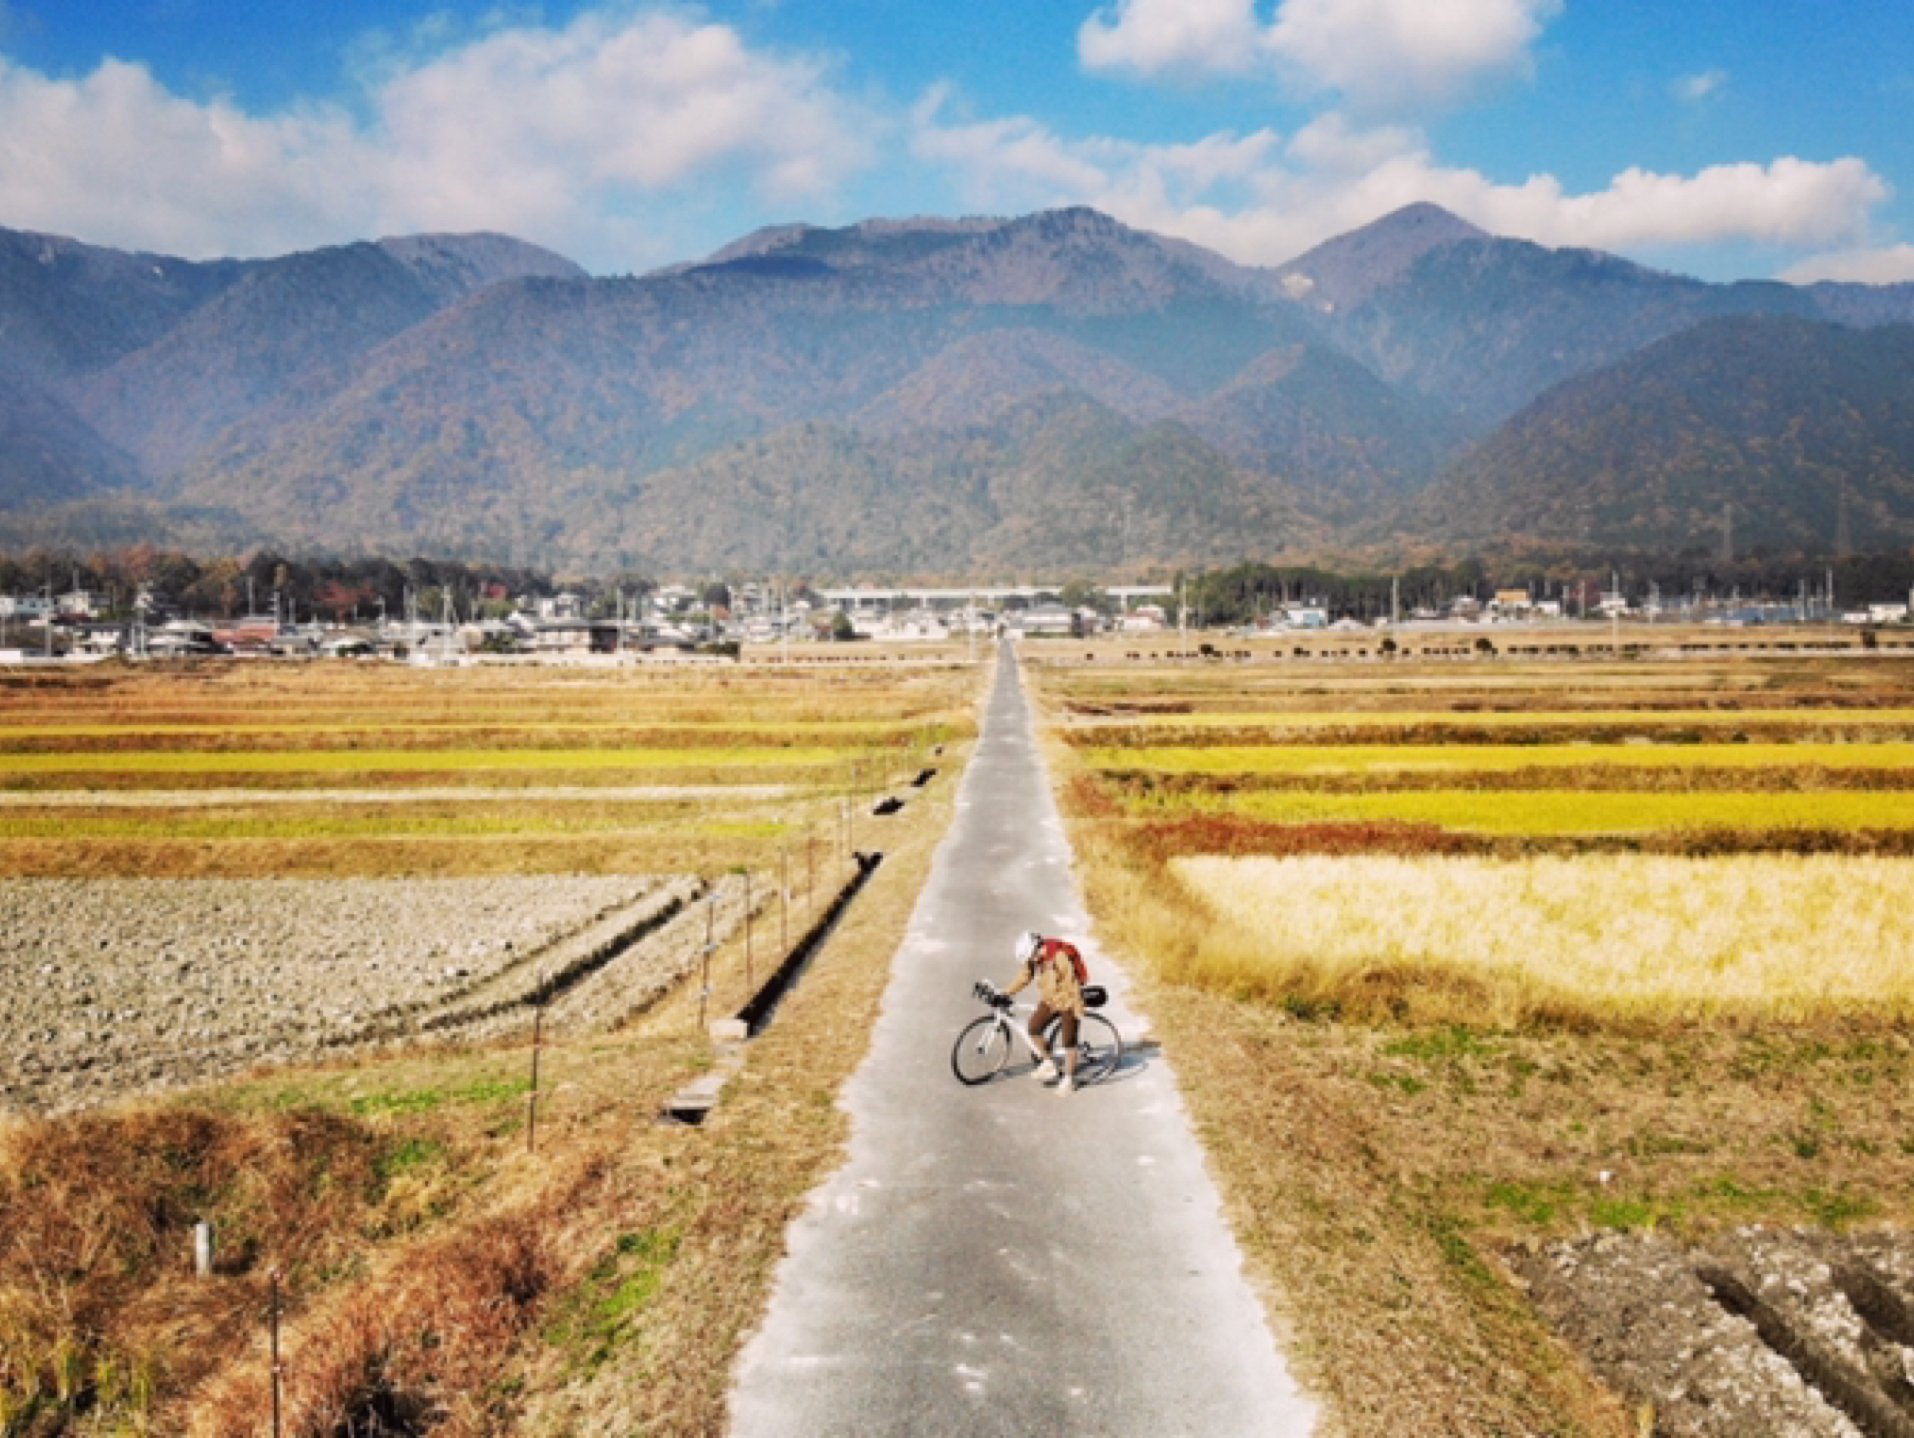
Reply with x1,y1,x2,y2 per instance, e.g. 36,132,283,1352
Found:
1175,852,1914,1022
1187,788,1914,834
1035,647,1914,1019
1090,739,1914,775
0,659,978,876
1073,708,1914,732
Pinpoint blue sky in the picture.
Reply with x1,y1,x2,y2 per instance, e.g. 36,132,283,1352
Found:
3,0,1911,284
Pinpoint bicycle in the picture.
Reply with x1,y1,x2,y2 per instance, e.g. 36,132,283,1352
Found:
951,980,1122,1087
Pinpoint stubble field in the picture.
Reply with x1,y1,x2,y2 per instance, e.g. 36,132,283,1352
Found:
1029,635,1914,1437
0,653,979,1436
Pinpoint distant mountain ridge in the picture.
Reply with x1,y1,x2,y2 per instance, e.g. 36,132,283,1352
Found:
4,205,1914,572
1393,315,1914,556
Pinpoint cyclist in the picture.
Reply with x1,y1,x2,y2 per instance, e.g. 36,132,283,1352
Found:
1003,929,1088,1095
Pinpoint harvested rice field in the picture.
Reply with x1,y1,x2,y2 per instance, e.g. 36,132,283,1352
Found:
1027,637,1914,1436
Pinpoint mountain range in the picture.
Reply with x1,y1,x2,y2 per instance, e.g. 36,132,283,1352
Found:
3,203,1913,575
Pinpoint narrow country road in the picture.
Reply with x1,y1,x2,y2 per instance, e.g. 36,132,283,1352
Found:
729,641,1318,1436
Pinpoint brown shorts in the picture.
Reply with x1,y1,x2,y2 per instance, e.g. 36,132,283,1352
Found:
1031,1002,1081,1041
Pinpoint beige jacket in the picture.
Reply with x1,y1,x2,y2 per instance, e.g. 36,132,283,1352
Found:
1006,938,1086,1018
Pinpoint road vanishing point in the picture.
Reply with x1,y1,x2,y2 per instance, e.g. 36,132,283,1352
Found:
730,641,1318,1436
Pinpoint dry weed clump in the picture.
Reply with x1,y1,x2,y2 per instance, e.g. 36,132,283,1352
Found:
186,1207,558,1438
0,1106,393,1433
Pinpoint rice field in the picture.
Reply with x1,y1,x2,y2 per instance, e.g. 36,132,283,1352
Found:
1089,740,1914,776
1178,787,1914,834
0,660,978,876
1175,853,1914,1022
1033,646,1914,1017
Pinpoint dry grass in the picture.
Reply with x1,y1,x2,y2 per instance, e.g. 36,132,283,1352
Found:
0,1105,418,1433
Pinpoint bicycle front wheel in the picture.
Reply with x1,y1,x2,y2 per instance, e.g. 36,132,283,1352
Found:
1044,1011,1123,1086
951,1015,1013,1085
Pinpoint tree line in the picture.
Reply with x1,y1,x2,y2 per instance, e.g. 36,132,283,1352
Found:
5,543,1910,629
1178,552,1914,627
0,548,601,623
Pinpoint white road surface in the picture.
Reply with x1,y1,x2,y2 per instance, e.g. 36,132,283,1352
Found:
729,640,1318,1436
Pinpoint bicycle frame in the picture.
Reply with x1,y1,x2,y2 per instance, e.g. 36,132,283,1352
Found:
991,1000,1055,1060
952,982,1121,1088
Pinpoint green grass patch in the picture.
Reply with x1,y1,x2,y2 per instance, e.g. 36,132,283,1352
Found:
546,1229,683,1373
346,1077,532,1118
1382,1026,1499,1062
373,1136,449,1187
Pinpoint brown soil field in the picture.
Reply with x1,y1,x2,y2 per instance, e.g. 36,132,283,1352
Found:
0,873,764,1116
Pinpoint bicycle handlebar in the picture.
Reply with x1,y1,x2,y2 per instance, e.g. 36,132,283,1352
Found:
972,980,1012,1010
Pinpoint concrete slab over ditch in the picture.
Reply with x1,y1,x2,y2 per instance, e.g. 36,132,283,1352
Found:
729,640,1317,1436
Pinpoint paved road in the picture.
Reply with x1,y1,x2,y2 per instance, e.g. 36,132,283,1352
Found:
730,641,1317,1436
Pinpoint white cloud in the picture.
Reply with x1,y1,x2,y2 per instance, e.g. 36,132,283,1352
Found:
1502,159,1889,251
1673,69,1729,105
0,10,875,270
1079,0,1562,111
1268,0,1563,110
1078,0,1268,78
0,57,380,258
910,100,1891,272
1782,246,1914,285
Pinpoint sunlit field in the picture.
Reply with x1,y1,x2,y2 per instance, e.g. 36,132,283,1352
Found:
0,661,973,875
1175,852,1914,1023
1041,648,1914,1011
1089,740,1914,775
1191,788,1914,834
0,652,982,1435
1027,640,1914,1435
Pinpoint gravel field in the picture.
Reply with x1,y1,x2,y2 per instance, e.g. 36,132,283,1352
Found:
0,875,756,1114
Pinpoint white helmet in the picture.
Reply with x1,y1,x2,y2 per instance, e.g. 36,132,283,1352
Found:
1014,930,1043,965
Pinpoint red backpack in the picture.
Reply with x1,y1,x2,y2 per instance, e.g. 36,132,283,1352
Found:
1039,938,1089,987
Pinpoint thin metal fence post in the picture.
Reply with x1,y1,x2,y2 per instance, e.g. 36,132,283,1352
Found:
699,888,715,1031
270,1268,283,1438
527,1007,544,1155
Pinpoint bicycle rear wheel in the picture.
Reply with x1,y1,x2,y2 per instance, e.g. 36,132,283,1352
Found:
951,1015,1013,1085
1044,1011,1122,1086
